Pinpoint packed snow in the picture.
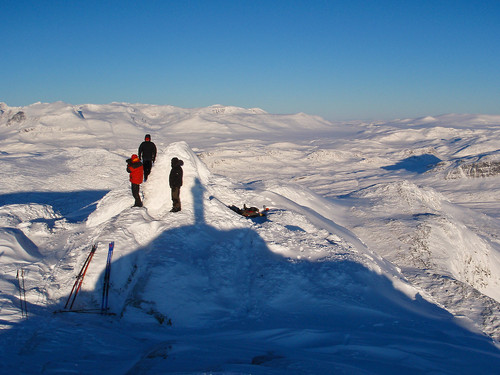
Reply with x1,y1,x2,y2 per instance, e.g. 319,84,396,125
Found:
1,102,500,374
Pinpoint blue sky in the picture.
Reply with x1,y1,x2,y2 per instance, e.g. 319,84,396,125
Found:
2,0,499,121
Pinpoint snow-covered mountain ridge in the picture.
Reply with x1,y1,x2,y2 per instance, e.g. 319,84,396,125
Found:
0,102,331,150
1,102,500,374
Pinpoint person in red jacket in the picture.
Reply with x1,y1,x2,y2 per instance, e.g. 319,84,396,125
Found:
126,154,143,207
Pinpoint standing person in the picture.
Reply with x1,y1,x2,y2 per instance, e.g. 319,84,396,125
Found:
169,157,184,212
138,134,157,182
126,154,143,207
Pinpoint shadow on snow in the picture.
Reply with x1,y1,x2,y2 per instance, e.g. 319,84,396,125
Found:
0,190,110,223
382,154,441,173
2,180,500,374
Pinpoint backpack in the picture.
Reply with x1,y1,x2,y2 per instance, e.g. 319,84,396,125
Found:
241,205,262,217
229,204,265,218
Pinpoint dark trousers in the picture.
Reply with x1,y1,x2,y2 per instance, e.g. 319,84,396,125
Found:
131,183,143,207
171,186,181,211
143,160,153,181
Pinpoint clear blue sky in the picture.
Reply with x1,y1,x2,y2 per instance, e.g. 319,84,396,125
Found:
2,0,499,121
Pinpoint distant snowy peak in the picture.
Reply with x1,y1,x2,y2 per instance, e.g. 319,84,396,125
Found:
0,102,268,119
0,101,334,141
197,104,268,115
392,113,500,129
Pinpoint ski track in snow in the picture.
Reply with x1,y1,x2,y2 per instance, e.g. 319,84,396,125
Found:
1,102,500,374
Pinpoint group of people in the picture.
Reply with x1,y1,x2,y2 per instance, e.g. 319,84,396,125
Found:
126,134,183,212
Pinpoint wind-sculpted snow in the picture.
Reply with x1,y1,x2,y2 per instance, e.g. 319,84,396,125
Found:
1,102,500,373
344,180,500,340
0,228,42,262
349,180,446,214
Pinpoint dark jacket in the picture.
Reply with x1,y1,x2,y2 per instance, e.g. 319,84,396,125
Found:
169,158,184,188
138,141,157,162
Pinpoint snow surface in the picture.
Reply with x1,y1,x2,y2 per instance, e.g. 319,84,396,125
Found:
1,102,500,374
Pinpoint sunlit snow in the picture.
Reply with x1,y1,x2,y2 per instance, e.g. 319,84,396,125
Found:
1,102,499,374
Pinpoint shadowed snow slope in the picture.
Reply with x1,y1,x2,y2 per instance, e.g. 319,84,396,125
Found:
79,142,416,328
1,102,500,374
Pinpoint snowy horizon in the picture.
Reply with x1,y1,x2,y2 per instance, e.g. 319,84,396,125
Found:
3,2,500,121
3,100,500,123
1,102,500,374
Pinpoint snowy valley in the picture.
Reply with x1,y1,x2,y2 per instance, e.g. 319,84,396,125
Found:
0,102,500,374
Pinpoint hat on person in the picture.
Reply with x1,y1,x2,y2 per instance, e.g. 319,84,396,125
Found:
131,154,140,162
145,134,151,141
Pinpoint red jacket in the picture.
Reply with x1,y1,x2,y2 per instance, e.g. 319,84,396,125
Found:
127,160,143,185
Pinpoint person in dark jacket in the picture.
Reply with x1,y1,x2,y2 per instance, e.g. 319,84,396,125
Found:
126,154,143,207
138,134,157,182
169,157,184,212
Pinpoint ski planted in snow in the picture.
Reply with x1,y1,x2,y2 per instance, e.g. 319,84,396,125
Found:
63,244,98,311
16,268,28,318
101,241,114,314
